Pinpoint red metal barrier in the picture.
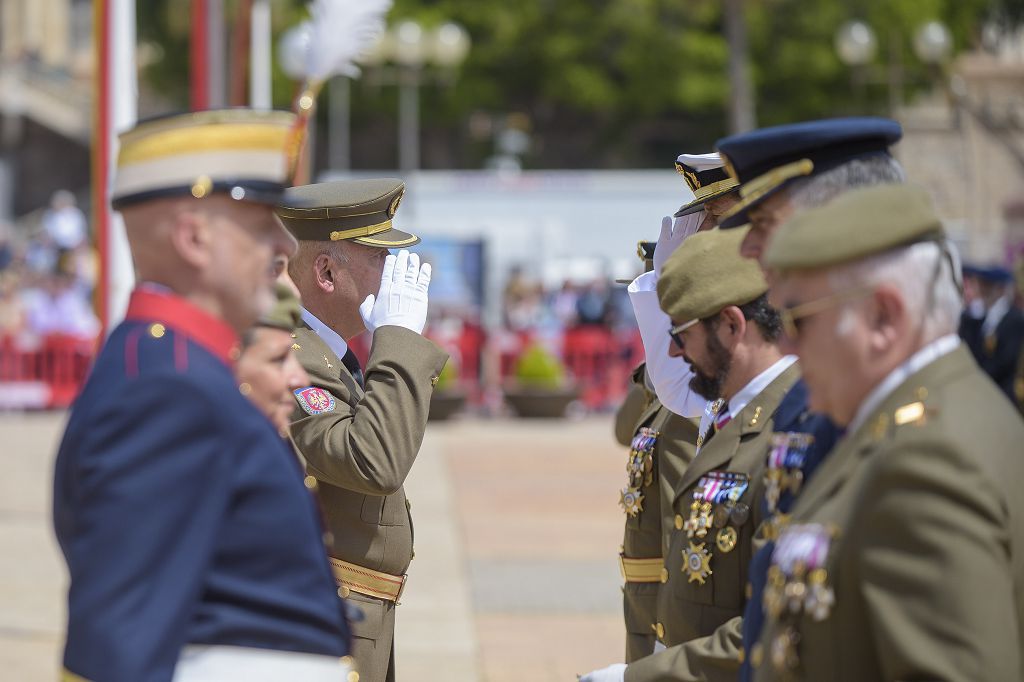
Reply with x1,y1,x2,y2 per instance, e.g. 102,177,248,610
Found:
0,334,96,409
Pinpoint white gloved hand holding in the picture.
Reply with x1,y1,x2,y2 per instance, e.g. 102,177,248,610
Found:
653,211,704,278
578,663,627,682
359,249,431,335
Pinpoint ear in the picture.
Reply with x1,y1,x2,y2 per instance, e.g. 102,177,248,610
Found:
168,207,211,270
867,285,905,352
718,306,747,347
313,252,336,294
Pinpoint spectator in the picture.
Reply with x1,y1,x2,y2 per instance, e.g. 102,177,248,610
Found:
23,269,99,339
42,190,88,251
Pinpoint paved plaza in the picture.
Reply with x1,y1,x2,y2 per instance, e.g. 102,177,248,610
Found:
0,412,629,681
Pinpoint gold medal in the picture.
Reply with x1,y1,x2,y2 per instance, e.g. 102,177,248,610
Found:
770,627,801,672
695,502,713,538
716,526,738,553
619,487,644,517
682,541,713,584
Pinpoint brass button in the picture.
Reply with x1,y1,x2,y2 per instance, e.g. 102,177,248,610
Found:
338,586,351,598
655,622,664,639
340,655,354,666
347,671,360,682
660,568,668,583
291,343,301,351
745,582,753,599
303,475,318,490
751,643,764,668
238,382,252,397
149,323,166,338
738,647,745,664
674,514,684,530
430,375,439,387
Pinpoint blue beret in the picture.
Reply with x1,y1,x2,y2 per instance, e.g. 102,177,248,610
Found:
715,117,902,228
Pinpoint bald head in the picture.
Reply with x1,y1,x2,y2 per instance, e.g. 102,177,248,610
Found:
120,195,296,334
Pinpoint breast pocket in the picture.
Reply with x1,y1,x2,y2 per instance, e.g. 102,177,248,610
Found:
345,592,385,642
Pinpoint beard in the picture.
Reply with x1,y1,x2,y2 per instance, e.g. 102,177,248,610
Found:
686,328,732,400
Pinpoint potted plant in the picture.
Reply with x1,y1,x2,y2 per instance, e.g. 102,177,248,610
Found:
503,342,580,418
428,357,467,421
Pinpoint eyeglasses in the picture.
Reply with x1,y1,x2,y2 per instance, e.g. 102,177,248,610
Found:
668,318,701,350
778,285,874,338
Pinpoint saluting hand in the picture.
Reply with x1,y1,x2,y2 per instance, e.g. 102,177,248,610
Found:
653,211,704,278
578,663,626,682
359,249,432,335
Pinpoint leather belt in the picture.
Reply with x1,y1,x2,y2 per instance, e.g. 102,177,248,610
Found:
619,555,664,583
330,557,407,602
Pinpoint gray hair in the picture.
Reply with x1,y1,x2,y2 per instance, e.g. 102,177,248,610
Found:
788,155,906,211
288,239,350,283
828,240,962,342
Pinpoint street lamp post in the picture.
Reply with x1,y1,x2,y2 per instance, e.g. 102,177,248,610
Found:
360,19,470,175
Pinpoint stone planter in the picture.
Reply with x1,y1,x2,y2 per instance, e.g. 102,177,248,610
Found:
503,385,580,418
428,390,467,421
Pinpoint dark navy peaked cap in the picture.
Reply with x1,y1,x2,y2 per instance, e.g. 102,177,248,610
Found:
715,117,903,228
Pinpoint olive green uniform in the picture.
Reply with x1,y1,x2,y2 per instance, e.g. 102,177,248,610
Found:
626,362,800,682
619,365,699,662
752,346,1024,681
289,324,448,682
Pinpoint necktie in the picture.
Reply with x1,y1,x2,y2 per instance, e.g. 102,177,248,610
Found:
714,403,732,432
341,348,364,389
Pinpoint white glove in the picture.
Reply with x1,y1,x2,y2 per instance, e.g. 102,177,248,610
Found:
653,211,704,277
579,663,627,682
359,249,431,335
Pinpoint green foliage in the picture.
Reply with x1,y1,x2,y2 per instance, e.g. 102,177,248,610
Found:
135,0,1008,166
435,356,459,391
513,342,567,390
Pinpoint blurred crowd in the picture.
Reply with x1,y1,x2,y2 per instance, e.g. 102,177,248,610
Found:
0,191,99,343
501,265,637,334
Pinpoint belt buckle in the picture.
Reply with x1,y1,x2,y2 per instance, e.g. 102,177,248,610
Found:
395,574,409,604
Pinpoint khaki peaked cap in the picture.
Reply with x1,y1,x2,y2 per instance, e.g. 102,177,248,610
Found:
276,178,420,247
764,184,945,272
257,282,302,332
657,227,768,325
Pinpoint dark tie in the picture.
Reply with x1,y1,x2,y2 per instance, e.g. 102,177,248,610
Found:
341,348,364,389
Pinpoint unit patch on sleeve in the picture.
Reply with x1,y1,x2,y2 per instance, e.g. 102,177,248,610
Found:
294,386,338,415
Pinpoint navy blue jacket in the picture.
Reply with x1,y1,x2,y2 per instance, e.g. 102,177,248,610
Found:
739,378,840,681
53,289,349,682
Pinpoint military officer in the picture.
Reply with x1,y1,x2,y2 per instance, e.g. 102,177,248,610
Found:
616,242,701,663
277,179,449,682
52,110,352,682
237,282,312,433
958,265,1024,404
714,117,904,680
583,228,803,682
627,153,740,419
755,183,1024,680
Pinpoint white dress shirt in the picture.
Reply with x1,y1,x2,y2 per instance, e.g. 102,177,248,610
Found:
300,307,349,360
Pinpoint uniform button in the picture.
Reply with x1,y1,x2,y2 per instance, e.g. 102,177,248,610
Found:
347,671,360,682
674,515,683,530
655,622,664,640
149,323,166,338
751,643,764,668
238,382,252,396
322,532,335,546
303,475,318,490
430,375,439,387
660,567,669,583
745,582,753,599
340,655,354,666
338,586,351,598
738,647,745,664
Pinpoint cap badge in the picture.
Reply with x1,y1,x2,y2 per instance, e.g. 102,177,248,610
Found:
388,189,404,218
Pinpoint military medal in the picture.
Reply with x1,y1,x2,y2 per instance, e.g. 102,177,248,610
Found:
683,541,713,584
805,568,835,621
622,428,658,515
769,627,801,672
730,502,750,526
712,504,730,528
715,526,738,553
763,566,786,618
619,487,644,517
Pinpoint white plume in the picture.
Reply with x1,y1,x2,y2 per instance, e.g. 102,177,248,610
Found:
304,0,392,83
